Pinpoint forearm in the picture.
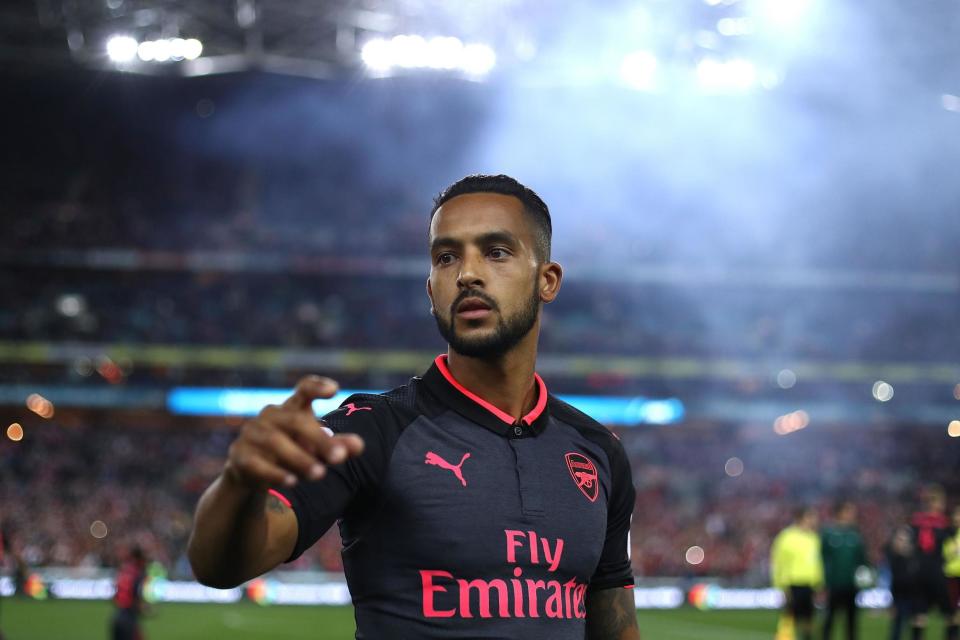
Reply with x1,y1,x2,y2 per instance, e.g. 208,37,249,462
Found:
187,473,292,588
585,587,641,640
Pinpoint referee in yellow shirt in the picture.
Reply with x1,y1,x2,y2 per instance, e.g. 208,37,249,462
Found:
945,505,960,639
772,506,824,640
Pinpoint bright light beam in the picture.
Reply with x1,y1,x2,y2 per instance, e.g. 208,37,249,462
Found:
106,35,138,63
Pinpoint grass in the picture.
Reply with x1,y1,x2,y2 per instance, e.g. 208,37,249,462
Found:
0,598,947,639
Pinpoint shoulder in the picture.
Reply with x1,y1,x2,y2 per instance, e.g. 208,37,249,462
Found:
321,378,422,435
548,395,631,477
549,395,622,447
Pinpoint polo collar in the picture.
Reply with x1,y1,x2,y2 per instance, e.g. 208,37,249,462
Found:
422,354,550,437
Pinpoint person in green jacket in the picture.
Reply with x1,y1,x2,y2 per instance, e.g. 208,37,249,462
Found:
821,500,869,640
772,506,824,640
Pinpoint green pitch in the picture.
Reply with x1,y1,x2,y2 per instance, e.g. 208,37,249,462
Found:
0,598,945,639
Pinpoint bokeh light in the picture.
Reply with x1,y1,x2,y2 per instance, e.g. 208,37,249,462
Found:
106,35,138,63
774,410,810,435
6,423,24,442
90,520,109,539
776,369,797,389
872,381,894,402
724,457,745,477
685,546,705,565
26,393,55,419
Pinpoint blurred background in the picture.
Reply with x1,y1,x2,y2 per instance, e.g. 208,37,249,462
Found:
1,0,959,637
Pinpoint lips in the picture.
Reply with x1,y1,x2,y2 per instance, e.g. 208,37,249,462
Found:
457,298,491,313
456,297,493,320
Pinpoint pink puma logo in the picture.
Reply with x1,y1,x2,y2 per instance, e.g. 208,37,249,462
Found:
344,403,372,416
424,451,471,487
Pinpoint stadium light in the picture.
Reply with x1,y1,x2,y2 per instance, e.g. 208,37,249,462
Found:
758,0,812,26
696,57,756,91
106,35,139,63
137,38,204,63
361,35,496,77
717,17,754,36
948,420,960,438
619,51,658,91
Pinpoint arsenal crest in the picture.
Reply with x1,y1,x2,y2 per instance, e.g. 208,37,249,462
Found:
564,452,599,502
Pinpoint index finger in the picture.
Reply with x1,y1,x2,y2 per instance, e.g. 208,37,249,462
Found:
282,375,339,412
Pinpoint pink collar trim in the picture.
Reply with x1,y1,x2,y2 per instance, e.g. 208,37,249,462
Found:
434,354,548,426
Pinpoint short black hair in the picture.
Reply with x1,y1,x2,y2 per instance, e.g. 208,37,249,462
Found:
430,174,552,263
832,499,854,515
794,505,816,522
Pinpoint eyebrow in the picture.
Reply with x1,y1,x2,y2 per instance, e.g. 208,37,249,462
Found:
430,230,520,253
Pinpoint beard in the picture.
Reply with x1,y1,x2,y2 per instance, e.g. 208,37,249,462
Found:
434,280,540,359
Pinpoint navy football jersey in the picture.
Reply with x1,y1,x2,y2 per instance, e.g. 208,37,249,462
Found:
275,355,635,639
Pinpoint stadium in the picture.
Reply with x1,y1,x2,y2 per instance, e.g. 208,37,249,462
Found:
1,0,959,639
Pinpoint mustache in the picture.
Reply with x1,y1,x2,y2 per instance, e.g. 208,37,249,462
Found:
451,289,499,314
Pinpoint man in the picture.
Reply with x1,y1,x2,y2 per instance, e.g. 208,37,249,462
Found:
188,175,641,639
945,506,960,631
821,500,868,640
888,525,921,640
910,486,957,640
0,517,5,640
111,546,147,640
771,506,824,640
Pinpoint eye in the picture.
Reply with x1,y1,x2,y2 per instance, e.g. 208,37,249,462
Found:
488,247,510,260
436,252,456,266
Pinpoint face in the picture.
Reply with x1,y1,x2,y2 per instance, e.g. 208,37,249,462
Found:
928,493,946,513
427,193,560,359
839,503,857,524
801,509,819,530
892,529,912,554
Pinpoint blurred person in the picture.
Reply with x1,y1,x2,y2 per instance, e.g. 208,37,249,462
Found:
945,507,960,631
887,525,922,640
188,175,640,639
0,517,5,640
909,485,957,640
821,500,869,640
111,545,147,640
772,506,824,640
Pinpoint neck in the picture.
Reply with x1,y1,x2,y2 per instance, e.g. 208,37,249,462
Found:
446,333,540,422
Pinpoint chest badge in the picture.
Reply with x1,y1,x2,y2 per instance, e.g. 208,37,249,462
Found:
425,451,471,487
565,452,599,502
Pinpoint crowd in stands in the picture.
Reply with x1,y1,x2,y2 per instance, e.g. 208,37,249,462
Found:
1,415,956,586
4,267,957,363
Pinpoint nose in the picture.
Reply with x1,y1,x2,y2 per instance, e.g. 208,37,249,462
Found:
456,250,485,290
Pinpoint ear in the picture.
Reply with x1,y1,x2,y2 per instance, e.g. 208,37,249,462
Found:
538,261,563,304
426,277,436,316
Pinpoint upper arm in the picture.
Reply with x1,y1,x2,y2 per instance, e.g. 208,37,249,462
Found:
253,490,299,574
588,434,636,590
585,587,641,640
271,395,393,562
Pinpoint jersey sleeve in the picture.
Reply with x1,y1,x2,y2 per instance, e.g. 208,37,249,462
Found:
272,394,393,562
588,435,636,590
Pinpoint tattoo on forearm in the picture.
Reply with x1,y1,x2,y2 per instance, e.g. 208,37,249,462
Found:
585,588,641,640
265,494,288,514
